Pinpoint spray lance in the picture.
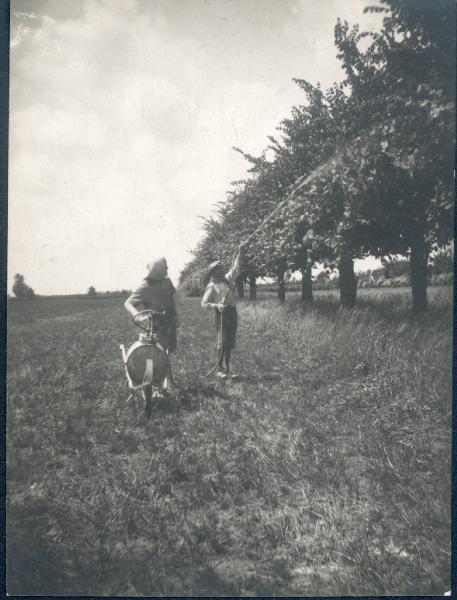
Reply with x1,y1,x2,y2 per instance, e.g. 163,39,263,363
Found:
200,163,334,379
233,158,336,263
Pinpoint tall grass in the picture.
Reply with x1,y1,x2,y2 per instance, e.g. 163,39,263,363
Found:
7,290,451,595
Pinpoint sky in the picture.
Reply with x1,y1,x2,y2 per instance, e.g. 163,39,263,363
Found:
9,0,383,295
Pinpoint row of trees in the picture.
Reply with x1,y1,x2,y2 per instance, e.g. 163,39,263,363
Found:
180,0,455,313
87,287,131,297
304,249,454,290
10,281,131,300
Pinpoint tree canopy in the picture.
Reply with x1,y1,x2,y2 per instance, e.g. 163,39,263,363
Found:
12,274,36,299
180,0,455,312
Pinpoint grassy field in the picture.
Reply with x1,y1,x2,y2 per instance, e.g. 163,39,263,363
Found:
7,287,452,595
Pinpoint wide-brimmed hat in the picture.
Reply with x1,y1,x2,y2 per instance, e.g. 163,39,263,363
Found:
207,260,224,277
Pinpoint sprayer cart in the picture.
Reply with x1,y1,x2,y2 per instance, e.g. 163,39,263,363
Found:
120,309,170,418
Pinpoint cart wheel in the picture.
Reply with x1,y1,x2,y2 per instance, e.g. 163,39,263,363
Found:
143,385,152,419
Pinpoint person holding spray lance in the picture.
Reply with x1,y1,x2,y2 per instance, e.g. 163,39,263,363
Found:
201,242,246,379
200,161,331,379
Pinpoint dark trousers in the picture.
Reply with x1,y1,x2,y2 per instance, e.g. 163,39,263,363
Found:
215,306,238,351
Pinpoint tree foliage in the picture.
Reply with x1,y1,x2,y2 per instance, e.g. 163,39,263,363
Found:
180,0,455,312
12,274,35,299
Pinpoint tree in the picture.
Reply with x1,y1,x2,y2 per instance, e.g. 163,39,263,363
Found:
12,274,35,299
381,256,410,278
430,247,454,276
87,286,97,297
334,0,455,311
181,0,454,314
248,274,257,300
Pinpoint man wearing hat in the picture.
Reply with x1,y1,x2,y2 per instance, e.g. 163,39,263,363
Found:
201,243,246,378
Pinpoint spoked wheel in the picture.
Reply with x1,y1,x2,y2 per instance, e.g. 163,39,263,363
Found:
142,384,152,419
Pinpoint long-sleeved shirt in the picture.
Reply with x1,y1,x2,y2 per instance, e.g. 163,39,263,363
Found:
201,253,242,310
125,277,177,318
124,276,178,352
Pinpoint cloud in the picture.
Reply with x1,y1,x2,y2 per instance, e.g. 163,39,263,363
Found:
9,0,382,294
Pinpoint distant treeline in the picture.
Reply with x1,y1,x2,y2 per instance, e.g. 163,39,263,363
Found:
8,290,132,301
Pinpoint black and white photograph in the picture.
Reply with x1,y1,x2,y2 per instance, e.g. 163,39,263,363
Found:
6,0,455,595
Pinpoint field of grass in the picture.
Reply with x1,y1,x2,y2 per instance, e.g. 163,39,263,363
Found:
7,287,452,595
7,296,123,325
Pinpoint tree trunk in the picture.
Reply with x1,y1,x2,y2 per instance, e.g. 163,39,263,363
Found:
248,275,257,300
410,233,428,313
338,252,357,308
236,276,245,298
300,267,313,304
277,265,286,302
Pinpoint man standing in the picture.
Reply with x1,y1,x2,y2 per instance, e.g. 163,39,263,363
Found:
201,243,246,378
